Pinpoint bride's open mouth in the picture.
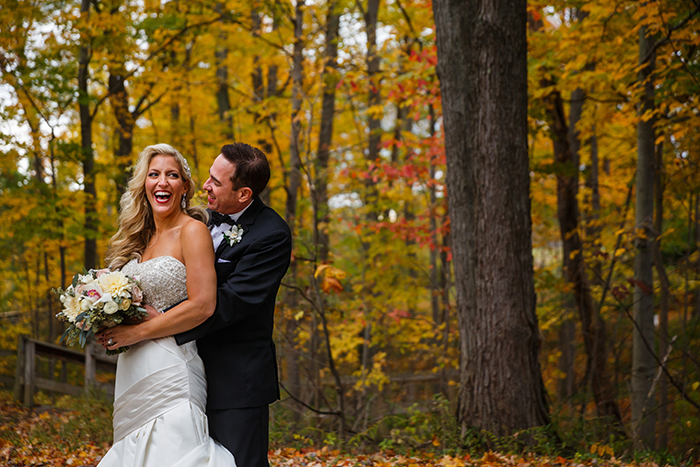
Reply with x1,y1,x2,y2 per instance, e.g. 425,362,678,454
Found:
154,191,172,204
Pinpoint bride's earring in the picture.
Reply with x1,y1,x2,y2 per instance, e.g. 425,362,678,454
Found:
181,193,187,209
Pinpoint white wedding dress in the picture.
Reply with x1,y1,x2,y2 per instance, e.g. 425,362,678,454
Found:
98,256,235,467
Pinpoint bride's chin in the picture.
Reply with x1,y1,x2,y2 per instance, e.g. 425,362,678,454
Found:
150,203,177,217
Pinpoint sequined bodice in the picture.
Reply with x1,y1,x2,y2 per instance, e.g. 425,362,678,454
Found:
121,256,187,312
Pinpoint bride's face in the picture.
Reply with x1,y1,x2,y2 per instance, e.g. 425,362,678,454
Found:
145,155,187,217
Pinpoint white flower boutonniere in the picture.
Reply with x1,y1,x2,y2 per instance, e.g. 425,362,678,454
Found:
223,224,245,246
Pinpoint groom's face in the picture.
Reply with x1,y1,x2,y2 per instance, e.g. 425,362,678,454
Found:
203,154,247,214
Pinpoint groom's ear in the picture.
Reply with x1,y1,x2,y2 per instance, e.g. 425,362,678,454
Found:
238,186,253,203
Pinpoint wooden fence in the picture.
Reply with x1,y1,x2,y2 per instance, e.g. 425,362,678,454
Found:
4,336,117,406
1,337,457,408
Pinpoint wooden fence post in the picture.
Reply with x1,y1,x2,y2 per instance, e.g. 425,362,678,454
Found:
84,341,96,394
13,335,26,402
23,339,35,407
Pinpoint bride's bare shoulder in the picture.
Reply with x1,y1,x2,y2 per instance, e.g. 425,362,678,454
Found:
180,216,209,239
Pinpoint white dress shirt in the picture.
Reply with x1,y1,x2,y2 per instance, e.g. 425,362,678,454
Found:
210,202,253,251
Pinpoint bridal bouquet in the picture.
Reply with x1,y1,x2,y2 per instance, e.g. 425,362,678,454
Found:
54,268,148,354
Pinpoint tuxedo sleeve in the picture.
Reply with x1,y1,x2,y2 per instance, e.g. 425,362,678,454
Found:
175,227,291,344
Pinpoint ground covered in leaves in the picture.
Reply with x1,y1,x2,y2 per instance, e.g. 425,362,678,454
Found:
0,396,694,467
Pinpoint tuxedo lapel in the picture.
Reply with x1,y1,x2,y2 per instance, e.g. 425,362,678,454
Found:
236,196,264,231
214,197,265,259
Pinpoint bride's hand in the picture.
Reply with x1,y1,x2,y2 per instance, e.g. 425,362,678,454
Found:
97,324,144,350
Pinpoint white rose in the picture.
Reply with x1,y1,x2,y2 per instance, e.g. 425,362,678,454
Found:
62,296,82,322
78,273,93,284
103,301,119,315
120,298,131,311
80,299,92,311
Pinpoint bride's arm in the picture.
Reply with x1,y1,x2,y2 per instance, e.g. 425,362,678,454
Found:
99,220,216,349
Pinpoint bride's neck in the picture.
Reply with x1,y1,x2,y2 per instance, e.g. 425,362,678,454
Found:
152,211,183,234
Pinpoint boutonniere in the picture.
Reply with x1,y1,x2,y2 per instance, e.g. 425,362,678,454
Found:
223,224,245,246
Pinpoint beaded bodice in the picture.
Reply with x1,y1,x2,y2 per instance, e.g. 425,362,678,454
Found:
121,256,187,313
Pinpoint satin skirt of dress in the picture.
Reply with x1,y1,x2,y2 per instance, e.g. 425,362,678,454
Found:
98,337,236,467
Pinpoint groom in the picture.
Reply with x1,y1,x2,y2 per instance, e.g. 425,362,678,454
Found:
176,142,292,467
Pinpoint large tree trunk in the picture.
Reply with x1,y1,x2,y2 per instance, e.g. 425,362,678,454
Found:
433,0,550,436
78,0,97,270
632,23,657,450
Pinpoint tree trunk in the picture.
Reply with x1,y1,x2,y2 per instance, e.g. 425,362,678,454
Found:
284,0,304,423
695,194,700,320
78,0,97,270
586,125,603,284
315,0,340,265
543,86,621,422
108,68,135,198
654,141,669,449
363,0,381,219
632,23,656,450
215,2,233,140
433,0,550,436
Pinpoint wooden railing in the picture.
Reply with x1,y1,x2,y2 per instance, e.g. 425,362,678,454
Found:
7,336,117,406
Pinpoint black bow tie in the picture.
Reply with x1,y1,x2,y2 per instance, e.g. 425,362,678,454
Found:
210,211,233,227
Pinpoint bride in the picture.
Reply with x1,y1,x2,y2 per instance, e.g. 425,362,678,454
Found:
96,144,235,466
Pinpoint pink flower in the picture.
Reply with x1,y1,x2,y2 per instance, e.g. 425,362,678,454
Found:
76,283,103,303
131,285,143,305
94,268,111,278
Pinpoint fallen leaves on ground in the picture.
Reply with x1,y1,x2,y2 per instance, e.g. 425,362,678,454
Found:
0,400,679,466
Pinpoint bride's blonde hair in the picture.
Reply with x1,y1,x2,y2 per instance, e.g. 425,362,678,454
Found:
106,144,207,270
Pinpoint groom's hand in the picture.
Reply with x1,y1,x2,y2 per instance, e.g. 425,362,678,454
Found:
142,304,160,320
122,304,159,324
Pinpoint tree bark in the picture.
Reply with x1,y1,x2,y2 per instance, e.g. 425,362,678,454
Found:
78,0,97,270
433,0,550,436
632,23,657,450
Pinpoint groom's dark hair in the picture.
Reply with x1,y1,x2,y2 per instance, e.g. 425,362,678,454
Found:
220,142,270,197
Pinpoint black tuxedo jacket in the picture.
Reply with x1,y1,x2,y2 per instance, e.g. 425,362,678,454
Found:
176,197,292,410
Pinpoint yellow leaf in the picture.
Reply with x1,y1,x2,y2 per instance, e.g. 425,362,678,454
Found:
692,381,699,391
367,104,385,118
330,266,346,279
294,311,304,321
314,264,330,279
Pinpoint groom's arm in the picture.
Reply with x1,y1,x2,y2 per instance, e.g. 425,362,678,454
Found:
175,226,292,344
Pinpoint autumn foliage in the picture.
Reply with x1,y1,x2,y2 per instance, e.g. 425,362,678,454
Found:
0,0,699,461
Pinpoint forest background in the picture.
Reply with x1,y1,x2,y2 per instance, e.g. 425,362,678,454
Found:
1,0,700,461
